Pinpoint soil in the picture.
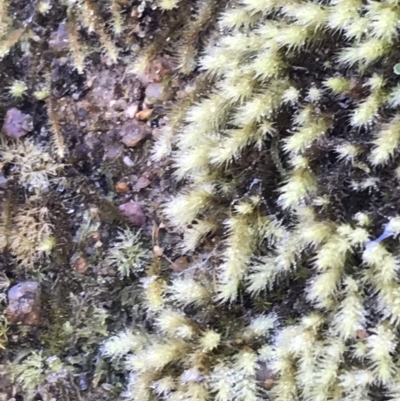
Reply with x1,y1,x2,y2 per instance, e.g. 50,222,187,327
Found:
0,2,192,400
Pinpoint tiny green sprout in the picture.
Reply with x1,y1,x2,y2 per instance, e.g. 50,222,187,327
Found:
37,236,56,253
394,63,400,75
33,88,50,100
37,1,51,14
159,0,180,10
9,80,28,98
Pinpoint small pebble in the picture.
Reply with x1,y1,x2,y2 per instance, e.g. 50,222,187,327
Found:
124,104,139,119
74,256,87,274
123,156,134,167
2,108,33,138
119,201,146,226
120,121,150,147
115,181,129,193
136,109,153,121
7,281,41,326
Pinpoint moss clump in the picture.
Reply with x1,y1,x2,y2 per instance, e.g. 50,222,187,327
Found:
146,0,400,400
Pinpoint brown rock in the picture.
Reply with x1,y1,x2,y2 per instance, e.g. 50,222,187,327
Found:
119,201,146,226
75,256,87,274
7,282,41,325
136,108,153,121
171,256,190,272
115,181,129,193
2,108,33,138
120,120,150,147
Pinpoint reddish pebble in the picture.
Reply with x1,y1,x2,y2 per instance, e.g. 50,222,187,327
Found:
75,256,87,274
115,181,129,193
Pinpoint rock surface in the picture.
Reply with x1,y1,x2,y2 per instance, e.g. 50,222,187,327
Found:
7,281,41,325
2,108,33,138
120,120,150,147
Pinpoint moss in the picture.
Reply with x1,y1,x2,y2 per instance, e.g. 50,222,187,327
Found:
4,0,400,400
39,301,70,356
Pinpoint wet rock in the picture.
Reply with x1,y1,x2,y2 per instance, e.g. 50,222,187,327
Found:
2,108,33,138
119,201,146,226
7,281,41,325
120,120,150,147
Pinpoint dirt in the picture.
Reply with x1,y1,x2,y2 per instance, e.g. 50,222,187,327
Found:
0,2,190,400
